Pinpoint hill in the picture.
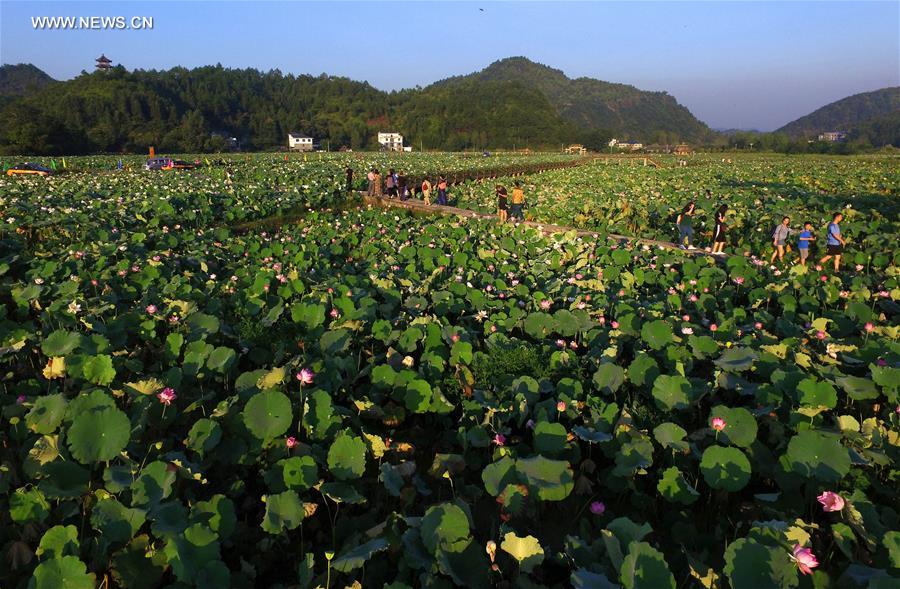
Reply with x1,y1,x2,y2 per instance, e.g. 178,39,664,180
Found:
433,57,711,143
776,87,900,138
0,59,708,155
0,63,56,97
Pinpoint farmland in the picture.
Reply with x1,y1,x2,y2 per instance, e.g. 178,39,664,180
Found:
1,152,898,589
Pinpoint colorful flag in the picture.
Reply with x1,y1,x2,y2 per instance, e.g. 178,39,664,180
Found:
62,158,67,169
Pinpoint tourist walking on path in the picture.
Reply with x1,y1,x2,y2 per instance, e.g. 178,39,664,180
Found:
496,184,508,224
797,221,816,267
510,182,526,221
385,169,396,199
819,212,846,272
398,171,408,201
711,204,728,255
345,166,354,194
676,202,696,249
770,216,794,266
366,168,375,195
373,170,383,197
421,178,432,205
436,177,448,205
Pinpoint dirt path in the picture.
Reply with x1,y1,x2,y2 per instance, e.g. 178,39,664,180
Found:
361,193,721,257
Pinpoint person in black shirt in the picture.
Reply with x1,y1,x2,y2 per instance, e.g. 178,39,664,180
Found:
496,184,508,223
712,204,727,255
345,167,353,194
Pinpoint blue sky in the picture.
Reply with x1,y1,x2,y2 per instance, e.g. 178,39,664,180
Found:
1,1,897,131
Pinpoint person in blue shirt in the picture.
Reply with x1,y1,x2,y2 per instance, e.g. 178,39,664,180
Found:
819,212,845,272
797,221,816,267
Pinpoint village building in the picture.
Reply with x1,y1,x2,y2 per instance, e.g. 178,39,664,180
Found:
818,131,846,142
377,132,404,152
674,143,692,155
288,132,314,152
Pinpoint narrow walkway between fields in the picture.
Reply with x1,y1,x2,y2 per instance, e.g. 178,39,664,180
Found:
361,194,721,257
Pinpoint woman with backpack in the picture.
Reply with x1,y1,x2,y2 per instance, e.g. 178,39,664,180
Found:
769,216,794,266
676,202,696,250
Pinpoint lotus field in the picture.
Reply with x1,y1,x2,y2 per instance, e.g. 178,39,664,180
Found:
0,153,898,589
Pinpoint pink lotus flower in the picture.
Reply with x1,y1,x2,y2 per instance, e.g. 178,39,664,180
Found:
820,275,828,282
285,436,298,449
855,264,864,271
296,368,314,385
557,401,567,412
755,322,763,330
540,299,552,310
815,265,823,271
611,321,619,329
329,308,339,318
451,334,460,343
16,394,26,404
682,314,690,321
733,277,744,285
681,327,694,335
493,433,506,447
146,304,157,315
556,339,566,348
790,545,819,575
598,316,606,325
816,331,827,340
817,491,845,512
864,322,875,333
711,417,726,431
710,324,718,332
157,387,177,406
590,501,606,515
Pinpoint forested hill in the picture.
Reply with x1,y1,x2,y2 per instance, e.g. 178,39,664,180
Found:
0,60,709,155
776,87,900,138
0,64,56,97
433,57,711,144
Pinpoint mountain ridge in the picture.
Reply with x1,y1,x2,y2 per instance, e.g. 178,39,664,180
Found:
776,87,900,138
0,57,708,154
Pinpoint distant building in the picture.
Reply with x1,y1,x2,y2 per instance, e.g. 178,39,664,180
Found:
95,54,113,72
288,132,314,152
818,131,846,142
608,138,618,148
565,144,587,155
377,132,404,152
617,142,644,151
674,143,692,155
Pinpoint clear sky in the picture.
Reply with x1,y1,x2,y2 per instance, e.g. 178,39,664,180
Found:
1,1,897,131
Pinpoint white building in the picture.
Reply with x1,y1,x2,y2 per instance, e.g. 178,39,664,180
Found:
378,132,404,152
818,131,846,142
288,132,314,152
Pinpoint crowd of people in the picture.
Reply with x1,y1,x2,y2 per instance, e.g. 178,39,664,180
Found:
676,201,848,271
363,168,450,205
